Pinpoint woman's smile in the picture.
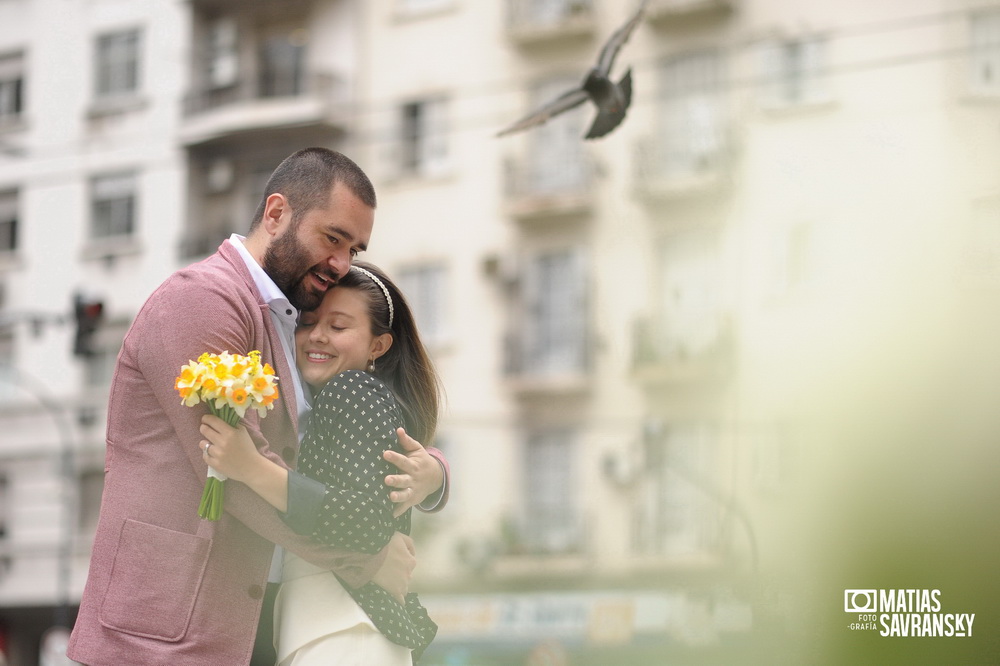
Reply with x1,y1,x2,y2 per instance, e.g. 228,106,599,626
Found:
295,287,388,391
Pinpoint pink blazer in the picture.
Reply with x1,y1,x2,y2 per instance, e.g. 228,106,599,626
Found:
68,241,435,665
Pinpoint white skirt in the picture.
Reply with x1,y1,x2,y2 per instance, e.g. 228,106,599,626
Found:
275,552,412,666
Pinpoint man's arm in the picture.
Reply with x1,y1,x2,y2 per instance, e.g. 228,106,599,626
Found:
200,420,416,603
136,278,386,588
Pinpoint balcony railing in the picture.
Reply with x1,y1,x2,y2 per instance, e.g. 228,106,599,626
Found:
503,328,591,393
633,132,731,201
179,70,350,146
183,70,345,116
645,0,735,26
503,151,596,219
632,314,733,385
505,0,596,45
499,510,588,557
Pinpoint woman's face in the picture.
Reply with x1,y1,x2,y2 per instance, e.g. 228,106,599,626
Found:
295,287,388,390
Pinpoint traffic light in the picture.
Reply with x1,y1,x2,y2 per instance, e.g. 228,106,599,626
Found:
73,294,104,357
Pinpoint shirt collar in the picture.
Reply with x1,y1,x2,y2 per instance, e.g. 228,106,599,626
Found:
229,234,295,315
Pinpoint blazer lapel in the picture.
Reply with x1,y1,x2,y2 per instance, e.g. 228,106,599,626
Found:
218,241,299,435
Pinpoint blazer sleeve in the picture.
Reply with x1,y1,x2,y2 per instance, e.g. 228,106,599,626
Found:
289,371,404,554
133,273,385,587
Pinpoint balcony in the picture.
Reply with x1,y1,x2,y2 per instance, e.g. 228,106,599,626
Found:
490,512,591,577
505,0,596,46
633,133,732,202
503,329,591,395
179,71,350,147
503,151,596,220
632,315,733,386
645,0,735,27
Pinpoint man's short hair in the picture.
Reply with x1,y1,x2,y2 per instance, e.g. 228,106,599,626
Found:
249,148,376,232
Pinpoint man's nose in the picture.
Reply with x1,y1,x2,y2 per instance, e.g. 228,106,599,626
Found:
327,251,351,279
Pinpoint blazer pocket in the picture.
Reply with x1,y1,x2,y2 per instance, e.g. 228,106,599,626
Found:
99,519,212,642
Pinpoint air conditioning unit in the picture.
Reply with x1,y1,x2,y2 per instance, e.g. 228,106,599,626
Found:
205,158,235,194
481,252,520,290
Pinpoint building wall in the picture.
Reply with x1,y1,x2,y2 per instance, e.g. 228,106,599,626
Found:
1,0,999,663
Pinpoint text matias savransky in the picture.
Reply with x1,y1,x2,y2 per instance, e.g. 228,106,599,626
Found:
844,589,975,637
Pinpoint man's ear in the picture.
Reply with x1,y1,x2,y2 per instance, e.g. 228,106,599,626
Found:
261,193,291,237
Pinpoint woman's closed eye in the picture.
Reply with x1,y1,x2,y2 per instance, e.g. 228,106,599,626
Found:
297,313,319,330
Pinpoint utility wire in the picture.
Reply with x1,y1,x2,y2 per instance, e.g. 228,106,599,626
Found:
1,11,997,179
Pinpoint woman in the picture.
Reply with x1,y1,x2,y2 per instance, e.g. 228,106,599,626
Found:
199,262,441,665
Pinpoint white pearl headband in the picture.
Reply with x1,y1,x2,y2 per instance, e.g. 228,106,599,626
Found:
351,265,394,328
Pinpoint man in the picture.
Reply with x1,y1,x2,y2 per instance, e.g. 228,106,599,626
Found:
68,148,448,665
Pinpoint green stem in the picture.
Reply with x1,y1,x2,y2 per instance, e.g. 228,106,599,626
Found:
198,403,239,521
198,477,225,521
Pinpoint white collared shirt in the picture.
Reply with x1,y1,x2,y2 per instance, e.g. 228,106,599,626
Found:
228,234,311,426
229,234,308,583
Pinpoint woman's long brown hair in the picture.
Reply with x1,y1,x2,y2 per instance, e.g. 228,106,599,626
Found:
336,261,440,443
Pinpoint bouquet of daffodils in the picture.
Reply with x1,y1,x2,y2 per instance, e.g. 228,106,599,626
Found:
174,350,279,520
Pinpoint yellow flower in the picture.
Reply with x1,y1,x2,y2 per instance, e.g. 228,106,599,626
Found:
231,387,248,405
175,350,279,417
177,350,280,521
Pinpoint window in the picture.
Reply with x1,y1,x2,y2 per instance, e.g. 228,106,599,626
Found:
0,189,17,256
639,423,719,556
522,429,579,553
971,10,1000,95
656,233,722,358
0,51,24,123
398,264,448,346
509,0,592,29
521,248,587,375
90,172,137,240
258,30,306,98
759,36,829,107
95,29,141,99
206,17,239,89
398,97,449,178
524,76,588,195
657,50,726,178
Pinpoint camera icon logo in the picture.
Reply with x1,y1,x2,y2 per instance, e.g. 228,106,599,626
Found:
844,589,877,613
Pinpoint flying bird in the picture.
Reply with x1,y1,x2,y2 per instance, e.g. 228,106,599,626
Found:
497,0,648,140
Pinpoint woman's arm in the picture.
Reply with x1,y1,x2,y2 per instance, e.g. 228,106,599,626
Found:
200,412,412,600
199,372,419,554
200,411,399,553
299,372,402,553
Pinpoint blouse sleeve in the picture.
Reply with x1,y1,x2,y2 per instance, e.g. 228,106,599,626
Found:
287,371,403,554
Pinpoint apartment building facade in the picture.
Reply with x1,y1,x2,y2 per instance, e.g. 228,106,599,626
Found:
1,0,998,663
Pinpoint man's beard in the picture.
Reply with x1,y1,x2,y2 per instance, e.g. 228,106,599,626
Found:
261,225,335,311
